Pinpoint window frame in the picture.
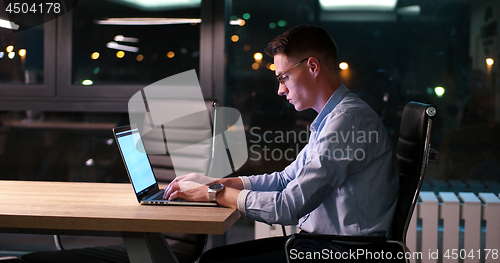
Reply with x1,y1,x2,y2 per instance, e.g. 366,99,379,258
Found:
0,18,56,97
0,0,226,112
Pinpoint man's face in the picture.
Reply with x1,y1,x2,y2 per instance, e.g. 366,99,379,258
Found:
274,54,315,111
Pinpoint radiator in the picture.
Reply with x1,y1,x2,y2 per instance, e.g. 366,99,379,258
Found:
254,191,500,263
407,191,500,263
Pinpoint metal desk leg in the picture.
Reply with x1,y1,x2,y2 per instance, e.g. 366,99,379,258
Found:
122,232,179,263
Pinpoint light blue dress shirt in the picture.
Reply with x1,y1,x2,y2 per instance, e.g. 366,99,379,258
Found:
237,85,399,237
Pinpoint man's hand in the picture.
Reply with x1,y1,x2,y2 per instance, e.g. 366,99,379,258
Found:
162,173,242,208
163,173,216,201
172,173,217,185
163,180,210,202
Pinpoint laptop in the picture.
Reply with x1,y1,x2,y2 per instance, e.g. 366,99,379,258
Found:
113,124,217,206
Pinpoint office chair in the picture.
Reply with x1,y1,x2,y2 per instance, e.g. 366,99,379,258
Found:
284,101,438,263
22,100,221,263
145,99,220,263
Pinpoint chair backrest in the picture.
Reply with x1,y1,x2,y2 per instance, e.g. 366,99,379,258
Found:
390,101,437,242
146,99,219,183
142,99,219,263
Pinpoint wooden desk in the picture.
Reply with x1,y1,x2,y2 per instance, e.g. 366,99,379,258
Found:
0,181,240,263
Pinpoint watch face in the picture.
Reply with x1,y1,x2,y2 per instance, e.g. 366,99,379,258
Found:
209,183,224,191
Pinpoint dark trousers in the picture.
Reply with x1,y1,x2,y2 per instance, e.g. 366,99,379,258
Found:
200,235,406,263
199,235,354,263
199,236,289,263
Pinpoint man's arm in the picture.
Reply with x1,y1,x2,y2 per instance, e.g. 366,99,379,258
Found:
217,177,244,190
215,186,240,209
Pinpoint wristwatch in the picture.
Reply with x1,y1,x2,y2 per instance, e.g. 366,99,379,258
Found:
208,183,225,203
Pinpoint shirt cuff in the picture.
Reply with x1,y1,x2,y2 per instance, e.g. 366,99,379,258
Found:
239,176,252,190
237,189,251,219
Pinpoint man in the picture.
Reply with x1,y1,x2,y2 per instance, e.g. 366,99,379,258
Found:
164,24,399,262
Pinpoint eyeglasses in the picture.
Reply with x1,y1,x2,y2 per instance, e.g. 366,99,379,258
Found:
276,58,309,84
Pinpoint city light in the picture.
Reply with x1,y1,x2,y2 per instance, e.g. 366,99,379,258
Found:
109,0,201,11
243,13,251,20
85,158,94,166
107,42,139,53
243,45,251,51
231,35,239,42
229,18,245,26
0,52,4,58
136,54,144,61
486,58,494,66
6,45,13,53
116,51,125,58
167,51,175,58
269,64,276,71
269,22,276,29
97,18,201,25
434,86,445,97
339,62,349,70
18,49,26,57
396,5,420,16
8,52,14,59
114,35,139,43
251,63,259,70
319,0,397,11
91,52,100,60
0,19,19,30
82,80,93,85
277,20,287,27
254,52,263,60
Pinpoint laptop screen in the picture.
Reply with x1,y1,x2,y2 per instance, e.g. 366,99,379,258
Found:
114,126,157,195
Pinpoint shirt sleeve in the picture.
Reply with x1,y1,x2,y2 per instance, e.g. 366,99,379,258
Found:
243,145,309,192
243,110,377,225
239,176,252,190
236,189,251,219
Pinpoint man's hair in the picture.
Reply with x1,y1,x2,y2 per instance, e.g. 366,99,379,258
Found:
265,24,338,70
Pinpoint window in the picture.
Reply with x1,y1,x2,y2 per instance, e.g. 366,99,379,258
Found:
0,25,44,84
226,0,500,188
0,0,56,97
70,0,201,86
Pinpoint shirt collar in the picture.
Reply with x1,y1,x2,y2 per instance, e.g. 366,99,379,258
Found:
310,84,349,132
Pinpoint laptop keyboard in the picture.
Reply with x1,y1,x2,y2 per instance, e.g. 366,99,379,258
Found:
153,194,165,200
151,193,185,202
